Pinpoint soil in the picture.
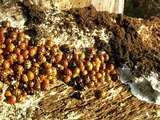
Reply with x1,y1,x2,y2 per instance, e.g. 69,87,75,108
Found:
70,5,160,77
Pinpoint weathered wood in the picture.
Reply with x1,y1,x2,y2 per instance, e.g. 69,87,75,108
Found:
91,0,124,13
51,0,124,14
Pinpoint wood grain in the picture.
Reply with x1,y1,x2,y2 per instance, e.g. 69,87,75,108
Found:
51,0,124,14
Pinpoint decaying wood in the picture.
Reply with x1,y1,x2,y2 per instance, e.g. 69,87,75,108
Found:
91,0,124,13
0,1,160,120
32,81,160,120
40,0,124,14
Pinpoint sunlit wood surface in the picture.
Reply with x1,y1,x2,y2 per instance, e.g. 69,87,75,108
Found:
51,0,124,14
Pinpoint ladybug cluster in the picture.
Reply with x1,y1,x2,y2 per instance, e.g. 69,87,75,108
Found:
0,21,119,104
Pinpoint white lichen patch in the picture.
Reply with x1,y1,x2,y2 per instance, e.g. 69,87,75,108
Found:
118,66,160,104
